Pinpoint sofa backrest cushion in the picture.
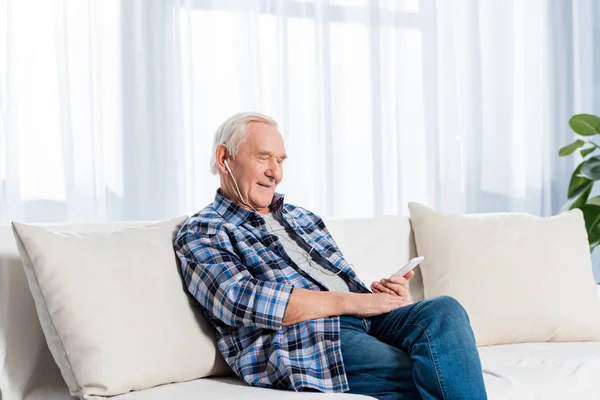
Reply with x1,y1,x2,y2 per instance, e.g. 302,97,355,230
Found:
409,202,600,347
4,219,232,399
324,215,422,300
0,221,158,400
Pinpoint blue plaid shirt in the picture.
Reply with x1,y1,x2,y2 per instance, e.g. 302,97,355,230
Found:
174,189,371,392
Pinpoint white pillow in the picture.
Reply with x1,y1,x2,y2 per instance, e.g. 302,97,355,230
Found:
12,218,230,399
408,202,600,347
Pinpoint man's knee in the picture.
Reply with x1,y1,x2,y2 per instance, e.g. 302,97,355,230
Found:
422,295,470,321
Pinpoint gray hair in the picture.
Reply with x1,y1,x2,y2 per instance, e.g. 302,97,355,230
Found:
210,112,278,175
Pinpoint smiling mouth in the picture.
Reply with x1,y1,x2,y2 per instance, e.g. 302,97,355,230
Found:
257,183,273,188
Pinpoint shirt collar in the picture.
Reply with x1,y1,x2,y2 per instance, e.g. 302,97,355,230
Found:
212,188,285,226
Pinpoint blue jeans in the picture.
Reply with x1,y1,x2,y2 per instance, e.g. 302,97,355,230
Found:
340,296,487,400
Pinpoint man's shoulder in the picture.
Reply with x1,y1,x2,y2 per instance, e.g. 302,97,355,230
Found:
282,203,324,226
176,204,230,242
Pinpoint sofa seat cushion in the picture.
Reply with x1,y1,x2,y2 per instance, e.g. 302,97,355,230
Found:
112,377,374,400
23,342,600,400
24,376,374,400
478,341,600,399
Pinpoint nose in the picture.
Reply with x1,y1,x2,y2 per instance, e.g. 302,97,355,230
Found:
265,160,282,182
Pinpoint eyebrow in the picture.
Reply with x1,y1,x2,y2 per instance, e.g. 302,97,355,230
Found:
257,151,287,160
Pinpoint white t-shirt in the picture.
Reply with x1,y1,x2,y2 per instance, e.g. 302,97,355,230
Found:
262,212,351,293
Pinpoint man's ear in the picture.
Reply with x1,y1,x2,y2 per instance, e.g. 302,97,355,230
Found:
215,144,229,173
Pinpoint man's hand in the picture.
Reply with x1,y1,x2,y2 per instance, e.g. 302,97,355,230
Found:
370,270,414,300
343,292,412,318
282,275,415,326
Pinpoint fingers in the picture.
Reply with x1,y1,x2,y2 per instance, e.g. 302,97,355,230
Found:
404,270,415,280
371,281,395,296
372,279,408,298
380,278,409,298
387,276,409,288
381,281,402,296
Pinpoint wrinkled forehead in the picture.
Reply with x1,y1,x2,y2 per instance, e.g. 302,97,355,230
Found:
242,122,287,157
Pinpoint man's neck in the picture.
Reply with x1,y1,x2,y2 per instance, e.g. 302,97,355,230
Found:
218,187,271,215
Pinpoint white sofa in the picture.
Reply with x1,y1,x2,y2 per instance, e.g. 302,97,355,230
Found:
1,216,600,400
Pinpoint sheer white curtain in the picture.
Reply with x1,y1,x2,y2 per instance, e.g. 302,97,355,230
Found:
1,0,599,223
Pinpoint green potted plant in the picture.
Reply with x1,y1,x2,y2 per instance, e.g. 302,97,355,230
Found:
558,114,600,249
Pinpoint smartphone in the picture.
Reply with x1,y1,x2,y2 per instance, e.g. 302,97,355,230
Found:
391,256,424,278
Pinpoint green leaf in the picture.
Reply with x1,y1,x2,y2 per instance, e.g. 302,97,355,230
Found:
569,114,600,136
559,139,585,156
581,203,600,247
561,181,593,212
581,201,600,232
568,162,591,197
581,147,596,158
586,196,600,208
588,224,600,248
580,156,600,180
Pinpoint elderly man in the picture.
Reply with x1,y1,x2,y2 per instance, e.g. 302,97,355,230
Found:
174,112,487,399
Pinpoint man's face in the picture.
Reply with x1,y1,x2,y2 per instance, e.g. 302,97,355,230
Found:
227,121,287,214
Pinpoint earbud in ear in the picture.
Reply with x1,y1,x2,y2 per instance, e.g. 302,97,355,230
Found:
223,159,233,175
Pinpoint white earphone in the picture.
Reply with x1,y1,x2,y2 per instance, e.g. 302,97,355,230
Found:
223,159,249,207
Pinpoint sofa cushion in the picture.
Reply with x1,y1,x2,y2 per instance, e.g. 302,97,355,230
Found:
0,221,183,400
323,216,424,301
112,376,374,400
22,342,600,400
408,202,600,346
23,376,374,400
477,342,600,399
11,218,230,399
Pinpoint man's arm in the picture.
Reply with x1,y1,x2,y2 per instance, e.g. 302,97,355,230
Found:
175,223,411,330
279,207,412,325
282,289,344,326
282,287,411,326
175,227,294,331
